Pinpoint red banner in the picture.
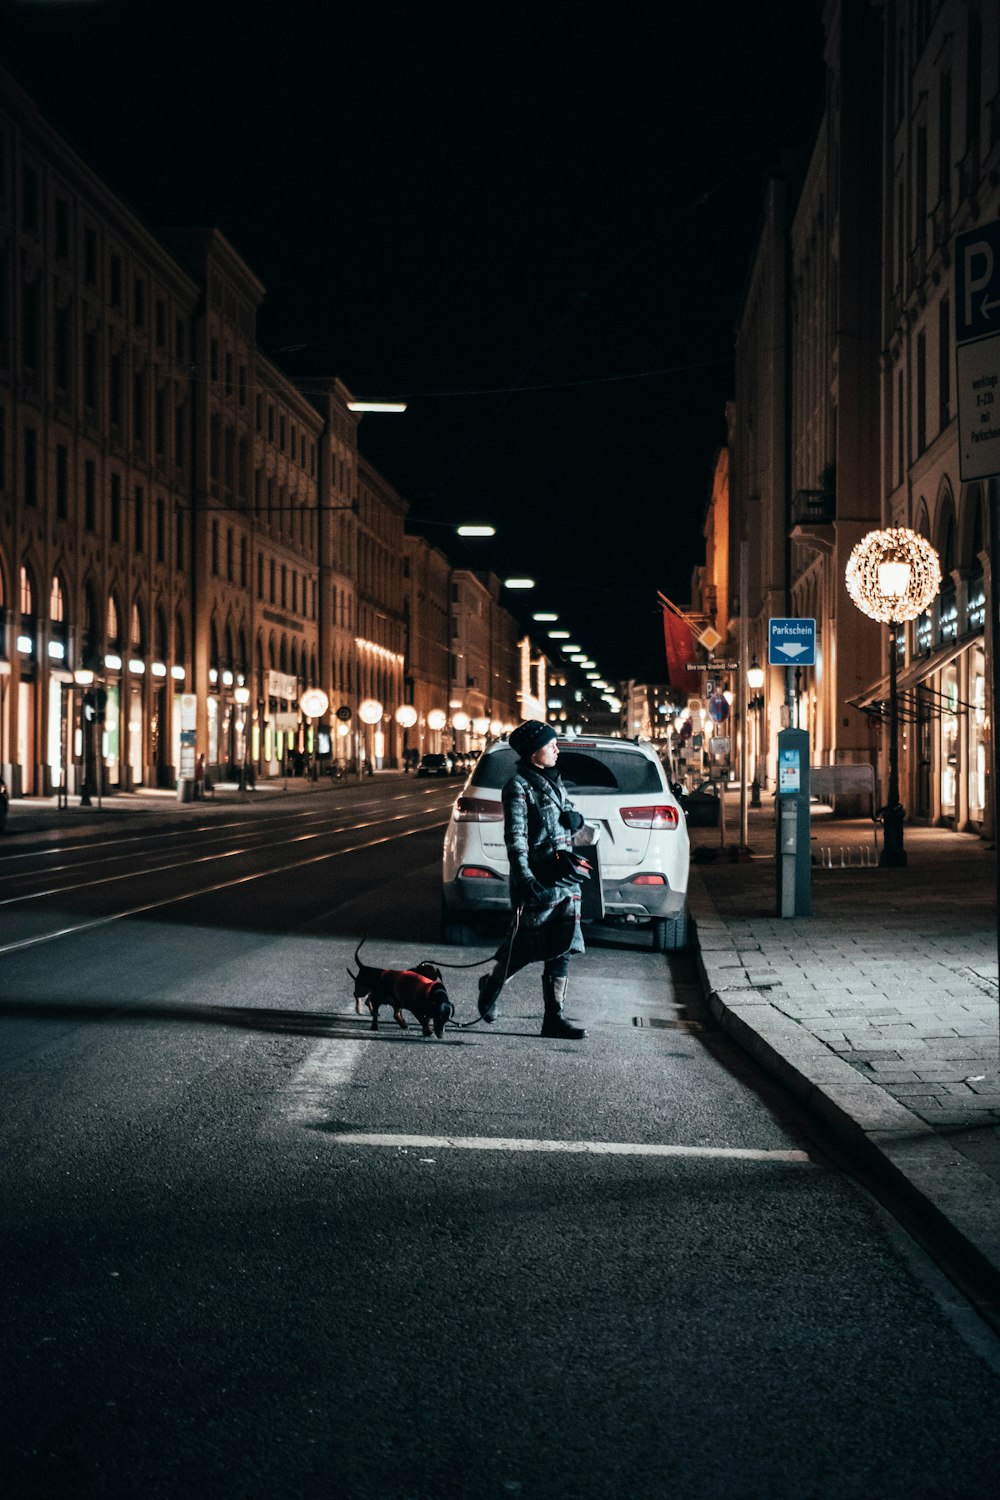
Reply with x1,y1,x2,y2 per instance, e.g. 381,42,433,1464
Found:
661,606,700,696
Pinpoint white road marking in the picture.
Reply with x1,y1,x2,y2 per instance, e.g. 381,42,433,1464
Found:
323,1132,813,1162
284,1030,368,1125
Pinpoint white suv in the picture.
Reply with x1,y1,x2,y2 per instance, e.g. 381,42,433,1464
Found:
441,736,690,951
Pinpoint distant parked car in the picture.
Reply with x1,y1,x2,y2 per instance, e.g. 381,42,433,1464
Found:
679,779,721,828
442,735,689,951
0,772,8,832
417,752,454,778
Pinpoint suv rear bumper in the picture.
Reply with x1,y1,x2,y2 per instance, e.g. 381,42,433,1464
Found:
445,871,686,920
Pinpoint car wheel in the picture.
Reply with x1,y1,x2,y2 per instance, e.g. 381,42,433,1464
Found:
652,909,688,952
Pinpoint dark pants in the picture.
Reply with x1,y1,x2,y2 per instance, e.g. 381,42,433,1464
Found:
543,951,570,979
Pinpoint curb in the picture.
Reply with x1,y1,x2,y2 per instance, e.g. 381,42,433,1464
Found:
687,868,1000,1290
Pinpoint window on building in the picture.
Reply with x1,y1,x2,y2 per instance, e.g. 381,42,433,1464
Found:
54,198,69,259
966,8,982,149
21,164,38,232
939,296,950,431
54,303,71,394
916,330,927,454
134,485,144,553
211,520,220,576
155,386,166,456
84,226,97,286
110,351,123,427
84,459,96,531
915,125,928,250
225,351,233,397
133,371,146,446
23,426,37,505
174,397,186,468
21,279,40,372
110,253,122,309
84,329,98,411
155,299,166,347
226,526,234,583
111,472,121,543
897,370,905,482
176,507,185,572
938,72,951,207
210,338,219,382
56,444,68,520
156,496,165,563
133,277,145,329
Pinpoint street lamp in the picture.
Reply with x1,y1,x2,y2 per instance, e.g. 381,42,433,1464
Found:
358,697,383,777
846,527,941,866
234,685,251,797
396,703,417,769
746,657,765,808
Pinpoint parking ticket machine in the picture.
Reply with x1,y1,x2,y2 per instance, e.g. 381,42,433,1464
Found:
775,727,811,918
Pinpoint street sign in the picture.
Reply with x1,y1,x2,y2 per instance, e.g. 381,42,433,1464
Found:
708,693,729,722
710,736,730,756
335,705,352,721
768,617,816,666
955,221,1000,481
956,329,1000,480
685,660,739,671
955,221,1000,344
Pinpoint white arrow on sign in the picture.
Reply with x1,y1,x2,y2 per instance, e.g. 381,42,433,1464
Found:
982,294,1000,319
775,642,810,659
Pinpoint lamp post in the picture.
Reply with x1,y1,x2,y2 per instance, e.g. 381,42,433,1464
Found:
233,684,251,798
846,528,941,867
358,697,383,777
396,703,417,769
746,657,765,808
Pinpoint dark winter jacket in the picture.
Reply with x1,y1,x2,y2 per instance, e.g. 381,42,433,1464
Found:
502,762,585,955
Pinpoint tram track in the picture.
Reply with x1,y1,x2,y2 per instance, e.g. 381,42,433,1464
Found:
0,800,452,956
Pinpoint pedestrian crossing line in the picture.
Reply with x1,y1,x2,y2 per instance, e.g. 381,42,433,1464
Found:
283,1032,367,1125
324,1132,813,1163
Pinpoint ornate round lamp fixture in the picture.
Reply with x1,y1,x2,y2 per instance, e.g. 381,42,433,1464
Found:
845,527,942,867
845,527,941,625
358,698,384,725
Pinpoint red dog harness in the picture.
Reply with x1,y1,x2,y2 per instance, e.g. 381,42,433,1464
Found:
380,970,442,1007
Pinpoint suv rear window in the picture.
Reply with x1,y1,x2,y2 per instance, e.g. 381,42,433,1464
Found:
472,745,664,795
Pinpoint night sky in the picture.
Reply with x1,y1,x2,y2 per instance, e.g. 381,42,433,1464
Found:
2,0,825,683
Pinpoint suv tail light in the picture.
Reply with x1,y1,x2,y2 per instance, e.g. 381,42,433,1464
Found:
455,796,504,823
619,804,680,830
460,865,502,880
630,873,666,886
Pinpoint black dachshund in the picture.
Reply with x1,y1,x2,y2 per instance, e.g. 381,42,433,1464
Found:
347,940,454,1038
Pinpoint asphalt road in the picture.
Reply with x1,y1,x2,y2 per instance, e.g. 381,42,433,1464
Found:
2,781,1000,1499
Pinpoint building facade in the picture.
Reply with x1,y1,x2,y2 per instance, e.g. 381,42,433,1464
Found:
0,66,529,796
875,0,999,832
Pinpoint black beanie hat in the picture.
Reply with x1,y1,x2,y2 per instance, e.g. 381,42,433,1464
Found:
509,720,557,758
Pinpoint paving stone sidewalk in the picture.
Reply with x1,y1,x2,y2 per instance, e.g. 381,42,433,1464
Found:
687,801,1000,1284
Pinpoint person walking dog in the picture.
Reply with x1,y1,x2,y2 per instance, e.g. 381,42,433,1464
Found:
477,721,588,1040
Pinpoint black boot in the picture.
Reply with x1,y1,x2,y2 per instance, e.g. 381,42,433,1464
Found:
540,974,587,1040
478,970,503,1023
